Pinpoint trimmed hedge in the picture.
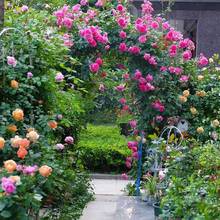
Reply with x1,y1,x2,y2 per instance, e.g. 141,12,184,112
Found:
77,124,131,173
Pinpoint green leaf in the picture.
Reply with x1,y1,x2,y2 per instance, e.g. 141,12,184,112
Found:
0,202,6,211
0,210,12,218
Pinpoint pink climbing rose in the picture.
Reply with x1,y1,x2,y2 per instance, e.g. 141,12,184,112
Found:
152,100,165,112
198,53,209,67
89,63,100,73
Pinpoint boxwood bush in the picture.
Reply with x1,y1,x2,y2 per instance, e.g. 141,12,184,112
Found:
77,124,131,173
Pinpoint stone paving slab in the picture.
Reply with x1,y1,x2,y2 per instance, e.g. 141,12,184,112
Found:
80,178,154,220
91,179,134,195
80,195,154,220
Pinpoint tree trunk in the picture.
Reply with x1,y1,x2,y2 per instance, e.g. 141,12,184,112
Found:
0,0,4,27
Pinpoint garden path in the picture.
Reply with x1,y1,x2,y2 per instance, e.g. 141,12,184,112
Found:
80,175,154,220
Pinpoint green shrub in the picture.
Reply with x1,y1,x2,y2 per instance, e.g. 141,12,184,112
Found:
78,124,131,173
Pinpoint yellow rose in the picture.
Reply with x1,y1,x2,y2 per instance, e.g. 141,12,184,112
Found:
10,80,19,89
136,136,141,142
196,91,206,97
11,135,22,148
179,95,187,103
190,107,198,115
12,109,24,121
183,90,190,98
4,160,17,173
212,119,220,128
197,75,204,81
197,127,204,134
26,130,39,142
9,176,21,185
39,165,52,177
0,137,5,150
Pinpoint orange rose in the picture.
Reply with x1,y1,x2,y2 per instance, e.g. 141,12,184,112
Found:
39,165,52,177
12,109,24,121
179,95,187,103
11,80,19,89
18,138,30,149
7,124,17,133
48,121,58,129
4,160,17,173
0,137,5,150
196,91,206,97
17,147,28,159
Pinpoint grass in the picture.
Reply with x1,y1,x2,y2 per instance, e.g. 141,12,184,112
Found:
77,124,131,173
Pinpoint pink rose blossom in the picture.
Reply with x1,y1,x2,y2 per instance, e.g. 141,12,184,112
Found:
128,46,141,55
95,57,103,66
117,17,128,29
179,75,189,83
65,136,74,144
119,98,126,105
56,143,65,150
156,115,164,122
169,45,178,57
23,165,38,175
129,120,137,129
27,72,33,78
80,0,88,6
146,74,153,82
152,100,165,112
151,21,159,29
7,56,17,67
1,177,16,194
119,43,127,52
115,84,125,92
160,66,167,72
63,17,73,29
123,73,130,80
182,50,192,61
117,4,125,12
198,53,209,67
55,72,64,82
162,22,170,30
138,35,147,43
119,31,127,39
141,0,154,15
144,53,151,61
134,69,142,80
72,4,81,13
89,63,100,73
21,5,28,12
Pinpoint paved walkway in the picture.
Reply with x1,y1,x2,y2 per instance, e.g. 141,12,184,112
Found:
80,177,154,220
